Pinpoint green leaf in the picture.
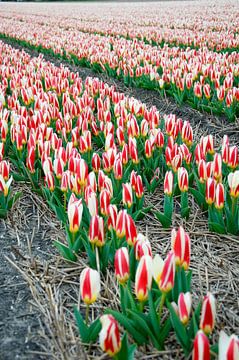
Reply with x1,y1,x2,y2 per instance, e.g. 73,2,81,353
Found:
159,317,172,347
54,240,77,262
208,221,226,234
189,187,207,211
105,309,147,345
7,191,22,209
0,208,7,218
117,333,136,360
12,172,25,181
127,309,161,349
74,307,89,343
154,211,171,228
88,319,101,343
188,302,202,339
148,290,160,338
167,300,190,353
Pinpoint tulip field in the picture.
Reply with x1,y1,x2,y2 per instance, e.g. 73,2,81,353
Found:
0,2,238,360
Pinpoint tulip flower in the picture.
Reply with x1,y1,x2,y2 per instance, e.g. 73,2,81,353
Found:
228,171,239,198
100,189,111,215
89,215,105,247
135,174,144,198
122,183,133,208
171,226,191,270
0,175,13,197
91,152,101,172
215,183,224,210
134,235,152,260
177,167,189,192
219,331,239,360
200,292,216,335
115,210,127,239
192,330,210,360
164,171,174,196
114,247,129,284
99,315,121,357
67,194,83,234
178,292,192,325
80,267,101,305
125,213,137,246
213,153,222,181
153,251,175,293
107,204,118,231
205,177,216,205
86,191,98,217
228,146,238,169
0,160,10,180
135,255,153,302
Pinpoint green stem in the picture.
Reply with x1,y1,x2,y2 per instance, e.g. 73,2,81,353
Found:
85,304,90,325
138,300,145,312
158,292,166,322
63,191,67,210
231,196,237,218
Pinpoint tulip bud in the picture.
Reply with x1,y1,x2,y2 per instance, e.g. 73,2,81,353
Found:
171,226,191,270
80,267,100,304
114,247,129,284
125,214,137,246
135,255,153,302
122,183,133,208
200,292,216,335
107,204,118,231
219,331,239,360
178,292,192,324
228,171,239,198
192,330,210,360
134,235,152,260
205,177,216,205
177,167,189,192
135,174,144,198
99,315,121,357
99,189,110,216
0,175,13,197
215,183,224,210
213,153,222,181
116,210,126,238
164,171,174,196
67,194,83,233
92,152,101,172
153,251,175,293
89,215,105,247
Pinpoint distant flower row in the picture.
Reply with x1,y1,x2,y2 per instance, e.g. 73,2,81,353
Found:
0,10,238,121
1,1,239,51
0,41,238,359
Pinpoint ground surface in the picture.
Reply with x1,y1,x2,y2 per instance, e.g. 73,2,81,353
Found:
0,39,238,360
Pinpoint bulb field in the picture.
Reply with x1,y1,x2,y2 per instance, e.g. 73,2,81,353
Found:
0,2,238,360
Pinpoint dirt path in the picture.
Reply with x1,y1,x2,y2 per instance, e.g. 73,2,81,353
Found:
0,185,57,360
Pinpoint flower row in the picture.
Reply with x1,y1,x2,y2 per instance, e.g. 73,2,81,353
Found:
0,14,238,121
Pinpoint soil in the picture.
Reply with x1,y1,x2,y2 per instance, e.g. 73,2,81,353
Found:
0,38,238,360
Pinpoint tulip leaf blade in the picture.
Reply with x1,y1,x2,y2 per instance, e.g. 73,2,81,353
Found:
7,191,22,209
167,300,190,354
188,301,201,339
116,333,136,360
154,211,171,228
88,318,101,343
148,290,161,339
74,306,90,343
127,309,161,350
54,240,77,262
159,316,172,348
0,208,7,218
105,309,147,345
